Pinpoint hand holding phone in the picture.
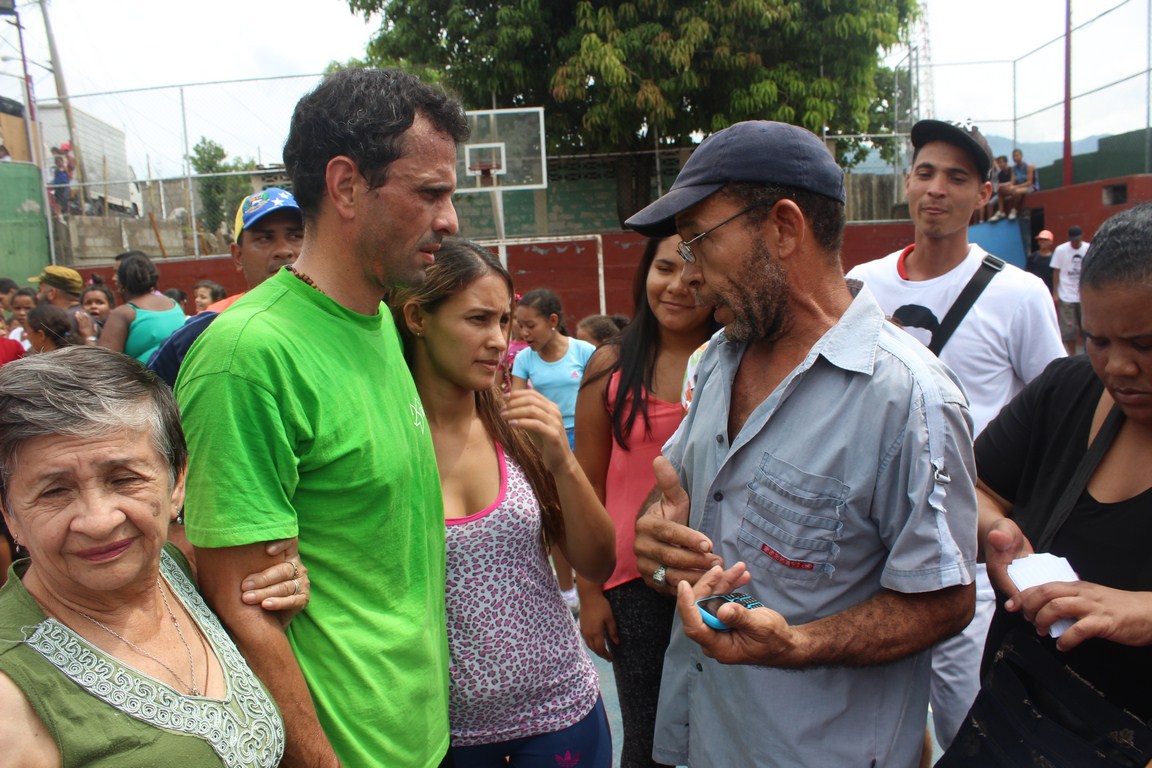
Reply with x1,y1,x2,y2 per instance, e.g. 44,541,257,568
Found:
695,591,764,631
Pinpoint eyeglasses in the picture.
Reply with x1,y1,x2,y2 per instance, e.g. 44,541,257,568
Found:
676,204,762,263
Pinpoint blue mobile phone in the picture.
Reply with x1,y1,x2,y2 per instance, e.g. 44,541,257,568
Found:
695,591,764,631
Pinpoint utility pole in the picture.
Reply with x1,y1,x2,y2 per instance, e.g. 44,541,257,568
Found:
39,0,85,210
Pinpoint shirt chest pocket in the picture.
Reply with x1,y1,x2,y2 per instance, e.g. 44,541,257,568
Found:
738,453,848,582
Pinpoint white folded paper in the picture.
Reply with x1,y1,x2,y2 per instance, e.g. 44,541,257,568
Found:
1006,552,1079,638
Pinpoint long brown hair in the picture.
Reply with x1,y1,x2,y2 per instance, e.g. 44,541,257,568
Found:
390,238,564,545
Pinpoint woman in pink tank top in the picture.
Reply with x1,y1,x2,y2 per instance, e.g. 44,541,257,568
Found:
574,237,719,768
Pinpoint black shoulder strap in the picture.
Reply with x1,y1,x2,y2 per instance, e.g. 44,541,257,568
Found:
1035,404,1125,551
928,254,1005,355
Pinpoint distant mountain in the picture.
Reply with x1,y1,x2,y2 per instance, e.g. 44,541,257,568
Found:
984,134,1103,168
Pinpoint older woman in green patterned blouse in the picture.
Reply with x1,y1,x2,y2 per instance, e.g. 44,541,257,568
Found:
0,346,307,767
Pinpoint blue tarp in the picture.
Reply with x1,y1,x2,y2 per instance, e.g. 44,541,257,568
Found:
969,220,1028,268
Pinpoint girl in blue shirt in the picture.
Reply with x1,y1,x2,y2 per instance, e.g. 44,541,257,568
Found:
512,288,596,610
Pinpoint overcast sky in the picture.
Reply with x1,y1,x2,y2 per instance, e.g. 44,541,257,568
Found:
1,0,1147,177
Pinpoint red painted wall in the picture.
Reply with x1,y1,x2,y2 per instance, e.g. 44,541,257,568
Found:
78,255,242,315
842,221,915,272
74,223,915,324
1025,175,1152,242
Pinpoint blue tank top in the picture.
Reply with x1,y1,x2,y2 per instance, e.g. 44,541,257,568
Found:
125,300,186,363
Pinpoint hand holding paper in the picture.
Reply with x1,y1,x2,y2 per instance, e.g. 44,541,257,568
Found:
1007,553,1078,638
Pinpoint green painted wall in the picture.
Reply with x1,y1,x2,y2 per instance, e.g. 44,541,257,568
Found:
0,162,51,282
456,156,625,239
1035,128,1152,190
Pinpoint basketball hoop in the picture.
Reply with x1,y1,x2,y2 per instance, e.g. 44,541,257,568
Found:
467,161,502,187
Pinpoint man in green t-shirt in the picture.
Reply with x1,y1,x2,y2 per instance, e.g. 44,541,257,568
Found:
176,68,469,768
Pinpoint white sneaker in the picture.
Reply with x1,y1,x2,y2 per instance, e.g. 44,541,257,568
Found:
1008,209,1017,220
988,212,1004,222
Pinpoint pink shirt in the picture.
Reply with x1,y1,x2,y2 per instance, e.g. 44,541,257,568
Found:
603,371,686,590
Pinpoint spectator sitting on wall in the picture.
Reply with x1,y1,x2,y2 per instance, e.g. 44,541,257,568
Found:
49,155,70,218
982,155,1011,223
989,148,1035,222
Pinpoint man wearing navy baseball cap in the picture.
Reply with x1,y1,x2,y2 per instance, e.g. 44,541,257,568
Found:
627,120,978,767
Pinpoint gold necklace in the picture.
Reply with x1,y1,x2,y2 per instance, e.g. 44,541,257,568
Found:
73,578,200,696
287,265,325,295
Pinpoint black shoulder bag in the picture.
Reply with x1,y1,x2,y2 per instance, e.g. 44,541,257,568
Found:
938,404,1152,767
928,254,1005,356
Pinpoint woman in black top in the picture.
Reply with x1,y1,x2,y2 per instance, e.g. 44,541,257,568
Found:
974,203,1152,739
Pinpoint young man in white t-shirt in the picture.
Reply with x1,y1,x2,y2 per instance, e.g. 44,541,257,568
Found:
1050,225,1091,354
847,120,1064,751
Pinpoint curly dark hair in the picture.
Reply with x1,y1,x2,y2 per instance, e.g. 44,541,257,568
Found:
26,304,75,349
81,275,115,307
1082,203,1152,290
116,252,160,296
283,68,469,219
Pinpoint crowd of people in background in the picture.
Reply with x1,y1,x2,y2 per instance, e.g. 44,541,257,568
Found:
1,65,1149,768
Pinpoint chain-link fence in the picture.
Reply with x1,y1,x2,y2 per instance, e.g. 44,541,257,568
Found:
32,0,1152,265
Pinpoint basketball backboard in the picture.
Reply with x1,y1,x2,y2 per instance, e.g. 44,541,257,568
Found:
457,107,547,193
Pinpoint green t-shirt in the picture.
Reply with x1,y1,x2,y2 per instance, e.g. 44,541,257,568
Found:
176,268,449,767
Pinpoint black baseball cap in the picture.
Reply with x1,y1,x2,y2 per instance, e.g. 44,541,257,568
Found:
1068,225,1084,238
910,120,993,181
625,121,846,238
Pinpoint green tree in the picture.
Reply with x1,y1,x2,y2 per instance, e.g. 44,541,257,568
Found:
349,0,915,222
188,138,257,235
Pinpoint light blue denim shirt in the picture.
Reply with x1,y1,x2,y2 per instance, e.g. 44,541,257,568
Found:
655,283,977,767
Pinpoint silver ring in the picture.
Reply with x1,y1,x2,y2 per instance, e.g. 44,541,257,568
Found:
291,578,301,596
290,561,300,580
652,565,668,587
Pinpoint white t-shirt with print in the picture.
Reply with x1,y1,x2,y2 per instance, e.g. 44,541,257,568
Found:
1050,240,1090,303
847,243,1065,436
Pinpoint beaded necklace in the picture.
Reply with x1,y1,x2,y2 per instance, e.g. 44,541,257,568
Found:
287,265,325,295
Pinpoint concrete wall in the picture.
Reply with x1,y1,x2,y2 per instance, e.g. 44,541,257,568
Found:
56,214,230,267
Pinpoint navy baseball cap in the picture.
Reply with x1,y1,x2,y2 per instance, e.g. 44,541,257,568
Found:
910,120,993,181
625,121,846,238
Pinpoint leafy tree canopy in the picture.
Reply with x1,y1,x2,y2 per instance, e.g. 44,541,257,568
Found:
188,138,257,235
350,0,915,162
